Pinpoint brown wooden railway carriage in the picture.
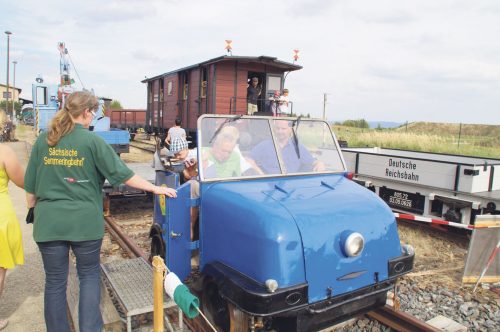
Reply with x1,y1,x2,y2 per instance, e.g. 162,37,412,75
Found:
108,109,147,140
141,55,302,140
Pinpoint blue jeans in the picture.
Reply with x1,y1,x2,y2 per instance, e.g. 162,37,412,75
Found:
37,239,103,332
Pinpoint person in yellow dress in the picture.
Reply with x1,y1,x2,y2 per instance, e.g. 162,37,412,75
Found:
0,113,25,331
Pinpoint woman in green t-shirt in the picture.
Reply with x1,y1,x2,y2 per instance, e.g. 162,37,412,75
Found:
24,91,176,332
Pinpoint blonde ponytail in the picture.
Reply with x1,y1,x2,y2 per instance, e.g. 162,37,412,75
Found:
46,91,98,146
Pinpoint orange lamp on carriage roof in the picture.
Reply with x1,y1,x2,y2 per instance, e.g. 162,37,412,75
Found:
225,40,233,55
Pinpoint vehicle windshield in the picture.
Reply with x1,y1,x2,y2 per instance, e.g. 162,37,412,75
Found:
198,115,346,181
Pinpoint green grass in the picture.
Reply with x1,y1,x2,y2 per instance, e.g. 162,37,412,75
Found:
333,123,500,159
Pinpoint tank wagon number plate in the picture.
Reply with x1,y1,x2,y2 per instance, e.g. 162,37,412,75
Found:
379,187,425,214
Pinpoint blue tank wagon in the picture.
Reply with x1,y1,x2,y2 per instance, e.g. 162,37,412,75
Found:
150,115,414,331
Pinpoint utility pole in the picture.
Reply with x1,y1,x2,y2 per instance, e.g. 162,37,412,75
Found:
5,31,12,116
13,60,17,87
323,93,328,121
12,60,17,123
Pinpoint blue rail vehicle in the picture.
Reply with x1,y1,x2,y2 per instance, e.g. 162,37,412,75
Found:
32,79,58,132
151,115,414,331
32,78,129,154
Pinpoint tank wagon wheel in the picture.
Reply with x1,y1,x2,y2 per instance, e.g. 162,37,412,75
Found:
149,224,165,261
201,280,250,331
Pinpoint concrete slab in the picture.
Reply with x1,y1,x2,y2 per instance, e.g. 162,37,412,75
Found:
426,315,467,332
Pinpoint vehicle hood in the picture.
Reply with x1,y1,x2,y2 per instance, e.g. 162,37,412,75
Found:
201,174,402,302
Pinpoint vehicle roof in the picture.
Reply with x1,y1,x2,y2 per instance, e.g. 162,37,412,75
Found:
142,55,302,83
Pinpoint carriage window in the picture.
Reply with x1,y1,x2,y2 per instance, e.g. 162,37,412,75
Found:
159,79,164,102
36,86,48,105
201,81,207,98
183,74,189,100
201,68,208,98
267,76,282,92
167,81,173,95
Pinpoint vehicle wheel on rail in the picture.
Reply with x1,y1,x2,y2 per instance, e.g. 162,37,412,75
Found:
228,302,250,332
201,280,250,332
149,224,165,262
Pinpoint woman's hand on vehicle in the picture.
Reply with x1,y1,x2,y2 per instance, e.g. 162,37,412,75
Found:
153,185,177,198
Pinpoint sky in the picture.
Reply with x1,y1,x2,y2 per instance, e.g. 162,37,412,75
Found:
1,0,499,124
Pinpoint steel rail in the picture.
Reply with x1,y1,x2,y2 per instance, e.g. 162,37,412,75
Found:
367,305,441,332
104,216,149,262
104,223,136,259
103,215,206,332
134,139,157,147
129,142,155,153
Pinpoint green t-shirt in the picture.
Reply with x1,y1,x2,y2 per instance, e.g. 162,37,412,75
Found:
204,147,242,178
24,124,134,242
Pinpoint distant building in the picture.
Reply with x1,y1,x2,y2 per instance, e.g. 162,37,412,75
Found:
0,84,22,103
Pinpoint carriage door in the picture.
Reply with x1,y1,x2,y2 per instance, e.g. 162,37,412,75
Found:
180,72,189,129
266,74,283,112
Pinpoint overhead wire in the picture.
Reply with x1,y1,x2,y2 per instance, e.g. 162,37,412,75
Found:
67,50,85,90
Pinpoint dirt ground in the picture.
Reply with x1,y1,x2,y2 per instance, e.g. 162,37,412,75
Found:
398,222,499,304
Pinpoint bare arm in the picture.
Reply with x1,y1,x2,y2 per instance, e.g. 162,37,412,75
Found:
1,145,24,188
183,159,198,180
124,174,177,197
165,132,171,144
313,160,326,172
26,192,37,208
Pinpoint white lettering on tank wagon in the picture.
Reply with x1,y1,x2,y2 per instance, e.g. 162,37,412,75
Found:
389,192,413,208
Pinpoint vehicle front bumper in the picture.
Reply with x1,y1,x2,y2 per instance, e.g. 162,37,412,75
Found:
204,251,414,330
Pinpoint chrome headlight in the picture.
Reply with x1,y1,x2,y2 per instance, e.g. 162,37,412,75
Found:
402,244,414,256
343,232,365,257
265,279,279,293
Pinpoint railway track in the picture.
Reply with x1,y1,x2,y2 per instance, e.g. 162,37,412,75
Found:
101,193,447,332
103,215,210,332
104,213,439,332
129,141,155,153
368,305,441,332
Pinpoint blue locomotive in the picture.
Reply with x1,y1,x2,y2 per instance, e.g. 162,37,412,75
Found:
31,79,130,154
151,115,414,331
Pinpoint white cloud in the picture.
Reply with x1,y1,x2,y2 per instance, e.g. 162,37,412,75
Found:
0,0,499,124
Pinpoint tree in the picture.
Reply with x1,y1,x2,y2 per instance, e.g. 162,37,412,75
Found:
0,100,22,115
342,119,369,129
110,100,123,109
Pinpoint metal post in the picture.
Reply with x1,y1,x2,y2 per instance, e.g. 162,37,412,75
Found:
152,256,165,332
458,123,462,149
5,31,12,117
322,93,327,120
12,60,17,121
12,60,17,87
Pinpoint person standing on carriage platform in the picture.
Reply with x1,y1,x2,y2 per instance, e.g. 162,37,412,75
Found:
278,88,290,116
247,77,261,115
